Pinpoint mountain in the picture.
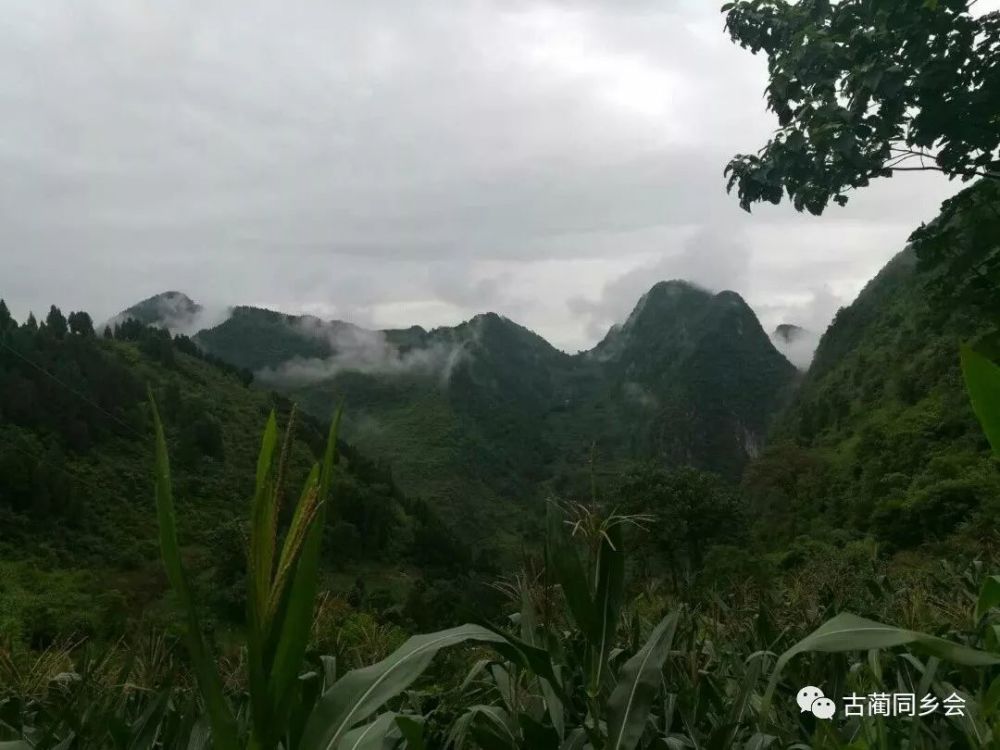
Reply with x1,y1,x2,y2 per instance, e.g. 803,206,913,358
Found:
744,246,1000,551
575,282,797,477
114,281,797,535
110,291,204,332
0,318,489,645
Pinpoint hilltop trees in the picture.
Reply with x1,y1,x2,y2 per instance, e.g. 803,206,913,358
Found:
723,0,1000,342
0,299,13,334
68,310,95,337
45,305,68,338
723,0,999,214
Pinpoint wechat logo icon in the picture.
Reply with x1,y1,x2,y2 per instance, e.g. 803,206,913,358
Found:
797,686,836,720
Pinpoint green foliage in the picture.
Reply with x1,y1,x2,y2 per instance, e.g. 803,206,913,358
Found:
618,465,748,580
723,0,1000,214
150,394,239,749
751,246,1000,552
962,345,1000,452
451,506,1000,748
44,307,67,339
211,283,794,552
66,312,94,338
0,312,488,650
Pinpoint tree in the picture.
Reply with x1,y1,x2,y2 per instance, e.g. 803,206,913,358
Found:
24,313,37,332
67,311,95,337
0,299,14,334
45,305,68,338
723,0,1000,215
617,465,748,586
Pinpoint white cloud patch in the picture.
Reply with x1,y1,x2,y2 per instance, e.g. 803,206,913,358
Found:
255,316,465,386
568,224,751,341
106,292,232,337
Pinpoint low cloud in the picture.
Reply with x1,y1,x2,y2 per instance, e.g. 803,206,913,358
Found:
255,317,466,386
106,292,232,337
623,381,658,410
761,285,844,369
770,328,819,371
568,224,751,341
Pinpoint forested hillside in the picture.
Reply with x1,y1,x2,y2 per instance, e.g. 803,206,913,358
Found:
746,234,1000,555
116,282,796,539
0,309,496,647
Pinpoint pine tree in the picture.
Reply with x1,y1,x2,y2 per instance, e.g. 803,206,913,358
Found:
103,325,113,339
25,312,38,332
46,305,68,338
0,299,14,333
68,310,95,337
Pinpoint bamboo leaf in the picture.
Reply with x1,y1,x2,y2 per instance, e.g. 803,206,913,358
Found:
299,625,506,750
607,610,680,750
961,345,1000,453
149,392,238,750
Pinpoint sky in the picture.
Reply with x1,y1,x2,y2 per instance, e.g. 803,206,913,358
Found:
0,0,977,354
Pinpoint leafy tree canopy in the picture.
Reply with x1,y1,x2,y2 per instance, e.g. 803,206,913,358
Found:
45,305,68,338
723,0,1000,215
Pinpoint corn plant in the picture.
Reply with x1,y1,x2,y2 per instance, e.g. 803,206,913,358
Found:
448,501,681,750
448,493,1000,749
151,397,514,750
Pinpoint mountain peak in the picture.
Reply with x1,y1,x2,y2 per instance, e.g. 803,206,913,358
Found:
112,291,203,331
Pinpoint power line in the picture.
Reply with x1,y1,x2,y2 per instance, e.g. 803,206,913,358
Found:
0,336,147,441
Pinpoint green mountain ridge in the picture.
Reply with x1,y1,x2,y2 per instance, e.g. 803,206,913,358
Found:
746,244,1000,550
117,282,797,535
0,317,491,645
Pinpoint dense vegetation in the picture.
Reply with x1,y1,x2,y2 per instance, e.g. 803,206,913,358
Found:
119,282,795,543
0,312,499,649
3,1,1000,747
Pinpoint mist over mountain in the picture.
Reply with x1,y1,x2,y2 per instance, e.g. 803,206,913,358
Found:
769,323,818,370
115,280,797,532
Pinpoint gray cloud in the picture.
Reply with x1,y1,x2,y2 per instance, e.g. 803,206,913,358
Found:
0,0,971,354
568,224,751,341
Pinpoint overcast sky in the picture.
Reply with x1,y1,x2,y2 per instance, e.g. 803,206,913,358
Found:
0,0,977,352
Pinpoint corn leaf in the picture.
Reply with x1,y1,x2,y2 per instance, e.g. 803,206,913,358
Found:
760,612,1000,721
299,625,507,750
127,687,172,750
336,712,398,750
590,521,625,693
149,392,238,750
248,411,279,629
606,610,680,750
961,345,1000,453
976,575,1000,621
394,715,426,750
270,409,343,741
545,503,594,639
